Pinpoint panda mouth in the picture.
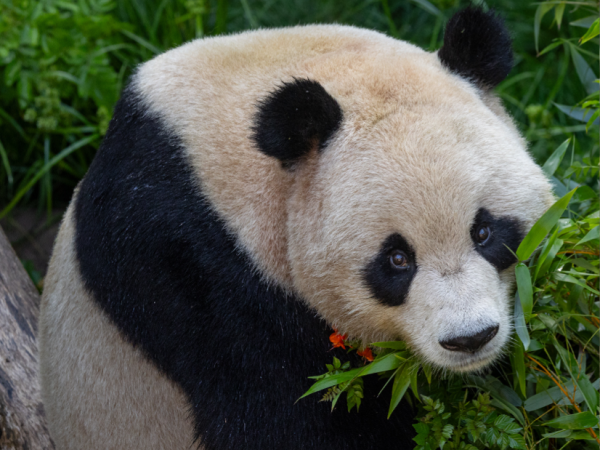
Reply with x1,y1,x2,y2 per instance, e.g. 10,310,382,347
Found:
444,351,499,373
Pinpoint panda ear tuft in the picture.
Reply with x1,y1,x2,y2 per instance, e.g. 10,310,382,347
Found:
252,79,342,168
438,7,513,89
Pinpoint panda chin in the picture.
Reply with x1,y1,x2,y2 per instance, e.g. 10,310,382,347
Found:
438,350,501,374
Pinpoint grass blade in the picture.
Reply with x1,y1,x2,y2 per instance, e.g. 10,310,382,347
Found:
0,134,99,219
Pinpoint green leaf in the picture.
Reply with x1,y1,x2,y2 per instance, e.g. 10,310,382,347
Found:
371,341,407,350
542,138,570,177
388,362,413,418
524,378,600,411
513,293,530,350
542,429,573,439
515,264,533,321
571,16,598,28
554,3,565,29
512,341,526,397
580,18,599,44
544,412,599,430
555,103,600,125
423,363,432,384
534,222,562,279
467,376,526,425
576,226,599,246
516,189,577,261
570,46,599,95
553,273,600,296
300,353,402,399
538,40,563,56
554,340,600,413
534,3,554,54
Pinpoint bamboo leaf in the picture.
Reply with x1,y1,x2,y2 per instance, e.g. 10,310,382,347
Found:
371,341,407,350
580,18,599,44
524,379,600,411
569,45,599,94
515,264,533,321
512,341,526,397
534,3,555,54
542,138,570,177
516,188,577,261
555,103,600,125
576,226,599,246
554,340,600,413
513,293,530,350
553,273,600,295
300,353,403,399
571,16,598,28
388,362,414,418
544,412,599,430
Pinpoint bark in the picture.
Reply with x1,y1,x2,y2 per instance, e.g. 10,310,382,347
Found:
0,226,53,449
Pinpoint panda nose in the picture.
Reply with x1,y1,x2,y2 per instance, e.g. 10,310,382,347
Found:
439,325,499,353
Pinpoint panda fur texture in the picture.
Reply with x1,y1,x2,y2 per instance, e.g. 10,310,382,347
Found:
39,7,554,450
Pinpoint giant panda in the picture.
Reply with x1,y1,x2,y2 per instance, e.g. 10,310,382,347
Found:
39,7,554,449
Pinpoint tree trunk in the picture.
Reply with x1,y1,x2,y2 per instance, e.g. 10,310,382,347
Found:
0,226,54,449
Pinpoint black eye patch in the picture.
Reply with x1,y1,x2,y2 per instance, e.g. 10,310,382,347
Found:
470,208,524,271
362,233,418,307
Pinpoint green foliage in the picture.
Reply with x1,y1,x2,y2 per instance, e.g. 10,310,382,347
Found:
413,393,526,450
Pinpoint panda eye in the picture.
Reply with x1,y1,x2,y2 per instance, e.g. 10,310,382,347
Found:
389,250,410,270
474,225,492,246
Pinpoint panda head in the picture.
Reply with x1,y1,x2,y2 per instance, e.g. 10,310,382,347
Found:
252,8,553,372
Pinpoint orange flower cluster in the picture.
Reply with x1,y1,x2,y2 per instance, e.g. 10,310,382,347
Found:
329,328,374,361
329,328,348,349
357,347,374,362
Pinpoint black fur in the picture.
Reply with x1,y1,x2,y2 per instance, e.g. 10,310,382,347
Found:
252,79,343,168
470,208,523,271
438,7,513,89
75,86,414,449
363,233,418,307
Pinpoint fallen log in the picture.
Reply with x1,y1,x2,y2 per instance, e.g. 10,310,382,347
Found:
0,226,54,449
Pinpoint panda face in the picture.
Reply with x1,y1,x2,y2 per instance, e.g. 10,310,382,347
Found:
131,9,553,373
286,84,553,372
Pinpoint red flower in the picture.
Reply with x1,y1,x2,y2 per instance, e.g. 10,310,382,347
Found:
329,328,348,350
357,347,374,362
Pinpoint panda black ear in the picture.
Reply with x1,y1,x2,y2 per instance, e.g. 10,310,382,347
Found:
438,7,513,89
252,79,343,168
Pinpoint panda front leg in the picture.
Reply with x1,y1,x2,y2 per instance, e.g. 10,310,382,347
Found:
39,203,197,449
